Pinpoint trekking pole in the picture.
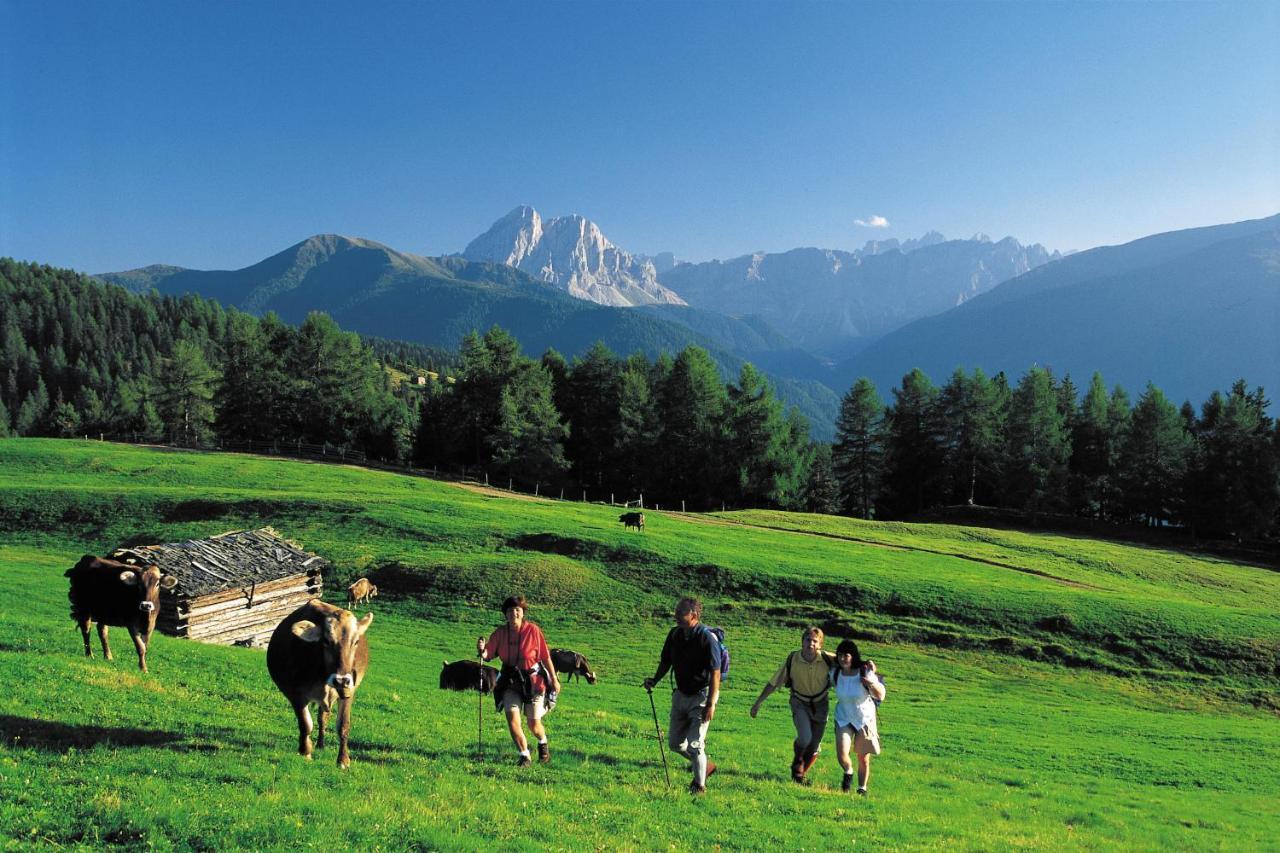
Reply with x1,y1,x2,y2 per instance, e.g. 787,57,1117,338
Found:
646,685,672,789
477,650,484,760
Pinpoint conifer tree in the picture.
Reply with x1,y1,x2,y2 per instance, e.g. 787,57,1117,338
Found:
880,369,945,518
1005,366,1070,519
488,362,569,483
1117,383,1191,526
940,368,1003,506
654,346,728,508
158,340,218,446
832,377,885,518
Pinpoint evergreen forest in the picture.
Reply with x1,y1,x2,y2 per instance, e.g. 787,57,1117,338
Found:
3,258,1277,539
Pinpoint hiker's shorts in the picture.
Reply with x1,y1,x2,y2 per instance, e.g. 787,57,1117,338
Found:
836,721,881,756
500,688,546,721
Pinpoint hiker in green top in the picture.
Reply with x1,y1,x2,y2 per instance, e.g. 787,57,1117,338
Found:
749,625,836,783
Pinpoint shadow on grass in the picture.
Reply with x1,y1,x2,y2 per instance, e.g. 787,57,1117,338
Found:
0,714,253,753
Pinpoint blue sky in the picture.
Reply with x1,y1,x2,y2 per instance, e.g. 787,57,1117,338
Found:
2,1,1276,273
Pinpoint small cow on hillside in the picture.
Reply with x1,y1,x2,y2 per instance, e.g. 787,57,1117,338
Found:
65,554,177,672
267,599,373,769
439,659,499,694
550,648,597,684
347,577,378,606
619,511,645,532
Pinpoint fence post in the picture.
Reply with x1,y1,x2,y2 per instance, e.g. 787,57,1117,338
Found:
509,478,513,491
582,490,587,502
535,482,540,497
682,500,685,513
611,493,614,505
484,472,489,486
640,493,644,509
560,488,564,500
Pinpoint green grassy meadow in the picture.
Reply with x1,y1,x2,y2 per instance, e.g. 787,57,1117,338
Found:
1,439,1277,850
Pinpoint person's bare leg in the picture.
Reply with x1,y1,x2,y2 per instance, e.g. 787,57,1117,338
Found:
857,753,872,792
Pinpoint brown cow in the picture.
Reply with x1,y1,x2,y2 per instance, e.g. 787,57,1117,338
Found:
65,555,177,672
266,599,373,769
347,577,378,606
619,511,645,532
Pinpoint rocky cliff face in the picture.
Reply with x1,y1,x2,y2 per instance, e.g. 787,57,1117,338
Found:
660,235,1060,359
463,206,686,307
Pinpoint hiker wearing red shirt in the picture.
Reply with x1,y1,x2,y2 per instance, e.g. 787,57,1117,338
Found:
477,595,561,767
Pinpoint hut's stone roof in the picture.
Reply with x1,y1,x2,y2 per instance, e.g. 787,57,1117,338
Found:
112,527,328,598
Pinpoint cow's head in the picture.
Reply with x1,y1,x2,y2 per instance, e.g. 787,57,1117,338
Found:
292,610,373,699
119,564,176,628
582,662,598,685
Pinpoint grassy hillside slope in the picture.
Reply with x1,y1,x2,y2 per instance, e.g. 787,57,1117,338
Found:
1,439,1277,849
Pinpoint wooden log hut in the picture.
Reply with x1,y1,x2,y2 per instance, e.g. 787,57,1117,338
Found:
111,527,327,648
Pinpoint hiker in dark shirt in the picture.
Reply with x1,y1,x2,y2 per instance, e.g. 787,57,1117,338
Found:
643,596,722,794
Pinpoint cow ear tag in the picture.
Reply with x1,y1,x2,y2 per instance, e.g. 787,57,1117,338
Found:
292,620,323,643
119,571,139,586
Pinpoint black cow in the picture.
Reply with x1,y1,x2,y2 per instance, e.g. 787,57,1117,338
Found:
266,599,372,769
439,659,499,694
619,511,645,532
550,648,597,684
65,554,177,672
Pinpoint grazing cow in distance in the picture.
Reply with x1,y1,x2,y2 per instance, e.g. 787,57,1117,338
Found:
347,577,378,606
267,599,372,769
439,659,499,694
65,554,177,673
550,648,597,684
619,511,645,532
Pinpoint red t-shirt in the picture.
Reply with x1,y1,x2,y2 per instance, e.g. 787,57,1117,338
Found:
485,621,552,694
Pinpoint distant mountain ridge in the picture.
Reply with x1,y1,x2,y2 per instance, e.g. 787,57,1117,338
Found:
463,205,685,307
94,235,840,437
837,214,1280,405
660,235,1061,359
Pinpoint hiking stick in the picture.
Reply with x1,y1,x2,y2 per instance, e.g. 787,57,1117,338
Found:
477,650,484,760
646,685,671,789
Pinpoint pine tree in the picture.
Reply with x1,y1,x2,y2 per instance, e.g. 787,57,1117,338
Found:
654,346,728,509
724,363,803,508
1070,373,1114,518
215,312,289,442
157,340,218,446
880,369,945,518
615,361,657,498
939,368,1003,507
563,342,623,489
1185,381,1278,539
488,363,569,483
803,442,841,514
1118,383,1191,526
832,377,885,518
0,395,12,437
1005,366,1070,519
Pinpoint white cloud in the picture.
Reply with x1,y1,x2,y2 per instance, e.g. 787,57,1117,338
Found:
854,215,890,228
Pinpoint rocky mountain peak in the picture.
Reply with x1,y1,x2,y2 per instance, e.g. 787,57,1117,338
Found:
463,206,685,307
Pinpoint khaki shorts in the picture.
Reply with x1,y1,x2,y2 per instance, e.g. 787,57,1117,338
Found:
500,688,545,721
836,722,882,757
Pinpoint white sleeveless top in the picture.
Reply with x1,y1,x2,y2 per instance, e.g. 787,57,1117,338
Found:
832,670,882,731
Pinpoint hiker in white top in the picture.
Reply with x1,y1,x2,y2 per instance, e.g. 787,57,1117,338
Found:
831,639,886,795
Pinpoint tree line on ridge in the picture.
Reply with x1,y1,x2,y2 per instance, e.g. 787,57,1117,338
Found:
3,258,1277,540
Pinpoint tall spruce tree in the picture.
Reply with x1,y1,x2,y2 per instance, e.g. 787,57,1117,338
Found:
880,369,945,518
1186,381,1278,539
832,377,885,518
724,363,805,508
157,340,219,446
488,362,569,484
1005,366,1070,519
939,368,1003,506
654,346,728,509
1117,383,1191,526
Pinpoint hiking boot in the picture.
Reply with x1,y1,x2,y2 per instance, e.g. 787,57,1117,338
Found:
841,773,853,792
856,787,868,796
538,742,550,764
790,745,805,782
516,754,532,768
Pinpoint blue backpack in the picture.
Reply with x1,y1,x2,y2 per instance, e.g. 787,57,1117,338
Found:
706,626,730,683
